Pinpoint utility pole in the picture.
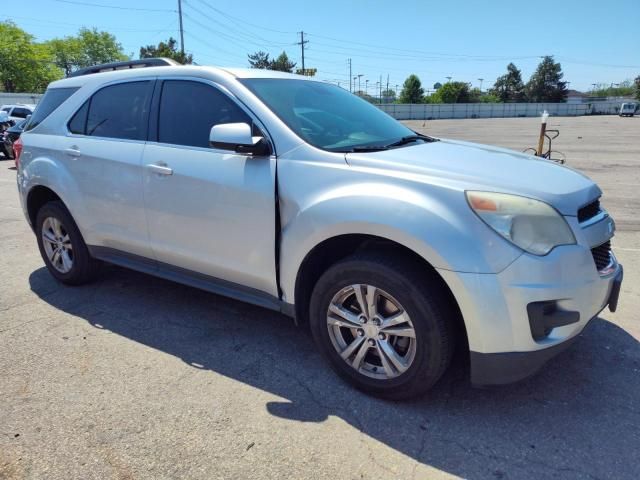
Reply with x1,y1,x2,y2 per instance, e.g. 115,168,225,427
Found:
379,75,382,104
297,31,309,74
348,58,352,92
365,79,369,95
178,0,185,55
386,74,389,102
357,74,363,94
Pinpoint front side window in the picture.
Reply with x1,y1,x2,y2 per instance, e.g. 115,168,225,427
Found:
240,79,415,152
158,80,250,148
85,81,152,140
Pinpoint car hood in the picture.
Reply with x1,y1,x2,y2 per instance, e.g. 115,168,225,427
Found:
345,138,600,216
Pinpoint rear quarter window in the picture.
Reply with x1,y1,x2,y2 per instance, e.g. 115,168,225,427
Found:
25,87,79,131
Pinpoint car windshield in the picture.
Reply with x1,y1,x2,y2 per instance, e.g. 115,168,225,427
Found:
241,78,418,152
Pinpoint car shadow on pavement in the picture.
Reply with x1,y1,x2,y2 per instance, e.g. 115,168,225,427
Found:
29,265,640,479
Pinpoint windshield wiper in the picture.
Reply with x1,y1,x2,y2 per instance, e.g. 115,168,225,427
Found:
345,145,389,152
385,133,438,148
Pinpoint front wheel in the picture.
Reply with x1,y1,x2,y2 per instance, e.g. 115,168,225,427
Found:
309,252,455,400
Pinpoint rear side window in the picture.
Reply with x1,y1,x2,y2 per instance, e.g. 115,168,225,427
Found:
158,80,250,148
25,87,78,131
86,81,152,140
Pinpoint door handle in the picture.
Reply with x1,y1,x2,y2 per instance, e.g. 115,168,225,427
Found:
147,163,173,176
65,147,81,158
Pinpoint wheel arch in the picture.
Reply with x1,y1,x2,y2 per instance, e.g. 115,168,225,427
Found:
292,233,467,348
26,185,65,228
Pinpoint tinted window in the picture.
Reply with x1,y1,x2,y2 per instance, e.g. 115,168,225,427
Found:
158,80,250,148
86,81,152,140
68,101,89,134
12,108,30,118
25,87,78,131
1,107,10,112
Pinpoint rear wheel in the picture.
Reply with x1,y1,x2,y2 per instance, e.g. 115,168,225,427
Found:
309,251,455,400
35,201,100,285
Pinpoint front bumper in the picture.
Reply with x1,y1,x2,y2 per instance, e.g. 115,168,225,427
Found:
438,242,623,386
471,265,622,385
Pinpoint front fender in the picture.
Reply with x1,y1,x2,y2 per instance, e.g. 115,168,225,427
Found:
278,180,522,302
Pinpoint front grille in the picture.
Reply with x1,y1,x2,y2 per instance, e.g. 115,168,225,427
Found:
591,240,612,271
578,198,601,223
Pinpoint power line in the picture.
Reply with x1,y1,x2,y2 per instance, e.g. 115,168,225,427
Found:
183,0,292,49
190,0,292,46
0,15,174,33
186,0,296,35
52,0,175,12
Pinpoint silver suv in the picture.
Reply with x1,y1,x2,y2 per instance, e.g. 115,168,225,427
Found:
16,60,623,399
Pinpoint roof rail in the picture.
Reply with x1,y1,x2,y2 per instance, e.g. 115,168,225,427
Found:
67,58,181,78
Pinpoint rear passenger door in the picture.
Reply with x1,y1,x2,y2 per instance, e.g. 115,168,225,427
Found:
141,79,278,296
65,80,154,258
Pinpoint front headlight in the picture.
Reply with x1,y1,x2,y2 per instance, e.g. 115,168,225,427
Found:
466,191,576,255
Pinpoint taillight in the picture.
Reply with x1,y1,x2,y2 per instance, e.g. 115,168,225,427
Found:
13,136,23,168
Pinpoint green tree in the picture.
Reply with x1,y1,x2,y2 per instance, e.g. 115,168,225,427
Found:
77,28,127,67
269,51,296,72
491,63,525,102
433,81,471,103
247,51,271,69
47,37,84,76
0,21,61,92
591,81,635,98
140,37,192,64
525,56,568,102
635,75,640,101
381,88,396,102
433,82,442,90
399,74,424,103
47,27,127,75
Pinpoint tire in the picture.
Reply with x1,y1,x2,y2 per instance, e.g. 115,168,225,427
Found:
309,251,455,400
0,143,12,160
35,201,100,285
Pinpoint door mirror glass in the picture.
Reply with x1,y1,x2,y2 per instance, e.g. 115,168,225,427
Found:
209,122,270,156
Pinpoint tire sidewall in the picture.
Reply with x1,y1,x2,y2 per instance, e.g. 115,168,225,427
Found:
309,259,450,396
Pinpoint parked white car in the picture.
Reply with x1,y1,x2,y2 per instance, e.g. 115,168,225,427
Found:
619,103,636,117
15,59,623,399
1,104,36,122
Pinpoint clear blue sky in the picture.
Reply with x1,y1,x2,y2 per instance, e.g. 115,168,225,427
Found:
7,0,639,92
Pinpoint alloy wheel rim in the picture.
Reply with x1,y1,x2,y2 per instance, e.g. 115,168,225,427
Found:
41,217,73,273
326,284,417,380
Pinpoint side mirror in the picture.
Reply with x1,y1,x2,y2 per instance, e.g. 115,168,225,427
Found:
209,122,270,156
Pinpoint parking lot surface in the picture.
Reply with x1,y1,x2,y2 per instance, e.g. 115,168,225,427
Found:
1,116,638,479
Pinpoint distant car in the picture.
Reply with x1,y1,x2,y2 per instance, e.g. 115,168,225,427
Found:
619,103,636,117
0,104,35,122
2,118,28,160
